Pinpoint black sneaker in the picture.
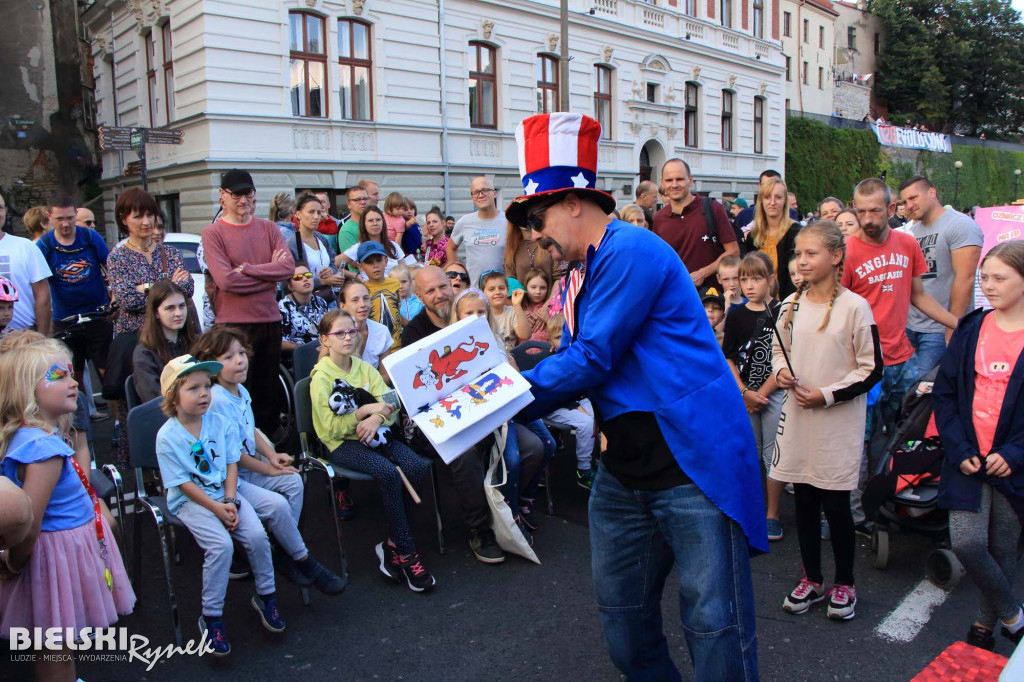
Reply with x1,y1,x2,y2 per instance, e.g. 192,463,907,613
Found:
854,521,875,538
469,527,505,564
394,551,436,593
514,516,534,547
229,549,252,581
519,499,539,532
967,624,995,651
375,540,402,583
296,555,347,595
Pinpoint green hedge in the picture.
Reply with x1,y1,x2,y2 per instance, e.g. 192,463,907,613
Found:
784,117,880,207
786,117,1024,209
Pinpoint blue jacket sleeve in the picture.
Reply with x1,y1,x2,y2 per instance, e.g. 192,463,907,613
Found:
521,247,665,419
932,324,976,466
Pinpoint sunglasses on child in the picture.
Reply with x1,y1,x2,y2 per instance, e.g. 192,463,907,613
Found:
325,328,359,339
446,271,470,283
191,441,212,475
291,272,313,281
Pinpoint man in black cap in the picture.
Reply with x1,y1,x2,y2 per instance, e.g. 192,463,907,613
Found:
201,169,294,435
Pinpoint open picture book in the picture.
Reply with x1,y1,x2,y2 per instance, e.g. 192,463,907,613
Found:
382,315,534,463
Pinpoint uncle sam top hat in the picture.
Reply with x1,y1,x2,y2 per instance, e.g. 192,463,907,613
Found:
505,112,617,226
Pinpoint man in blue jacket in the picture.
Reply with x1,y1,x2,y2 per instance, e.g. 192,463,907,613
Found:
508,113,766,681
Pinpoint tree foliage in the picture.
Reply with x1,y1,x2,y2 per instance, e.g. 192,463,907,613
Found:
871,0,1024,138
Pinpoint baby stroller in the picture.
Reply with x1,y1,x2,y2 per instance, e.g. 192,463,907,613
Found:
862,368,964,589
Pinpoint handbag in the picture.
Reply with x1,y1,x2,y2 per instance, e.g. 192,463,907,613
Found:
485,424,540,564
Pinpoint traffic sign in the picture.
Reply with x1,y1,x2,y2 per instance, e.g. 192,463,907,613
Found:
98,125,135,151
146,129,184,145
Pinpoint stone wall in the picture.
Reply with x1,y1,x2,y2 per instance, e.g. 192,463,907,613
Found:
833,80,870,121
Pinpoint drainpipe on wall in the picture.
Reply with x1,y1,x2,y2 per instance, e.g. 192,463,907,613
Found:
439,0,451,213
796,0,805,114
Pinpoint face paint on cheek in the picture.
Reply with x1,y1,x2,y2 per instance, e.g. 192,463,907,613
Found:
44,361,73,386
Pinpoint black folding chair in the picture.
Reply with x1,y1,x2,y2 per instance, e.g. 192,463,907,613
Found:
127,398,184,646
295,376,446,556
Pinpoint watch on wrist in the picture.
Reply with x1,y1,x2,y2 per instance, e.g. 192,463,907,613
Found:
223,496,241,509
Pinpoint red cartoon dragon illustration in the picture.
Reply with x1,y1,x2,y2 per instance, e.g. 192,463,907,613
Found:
412,337,490,390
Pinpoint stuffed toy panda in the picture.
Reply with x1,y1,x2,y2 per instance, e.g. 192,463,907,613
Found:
327,378,391,449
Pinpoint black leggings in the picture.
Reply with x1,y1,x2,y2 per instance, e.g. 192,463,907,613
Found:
794,483,855,586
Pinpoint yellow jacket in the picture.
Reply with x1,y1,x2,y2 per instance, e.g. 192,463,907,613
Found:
310,355,394,452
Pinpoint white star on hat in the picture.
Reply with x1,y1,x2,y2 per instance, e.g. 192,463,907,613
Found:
524,179,539,195
571,172,590,188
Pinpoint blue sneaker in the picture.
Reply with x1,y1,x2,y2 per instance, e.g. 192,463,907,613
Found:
198,616,231,657
251,594,286,633
767,518,784,542
820,517,832,541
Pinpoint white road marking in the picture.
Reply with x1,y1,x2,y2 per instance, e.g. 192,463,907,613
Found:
875,579,951,643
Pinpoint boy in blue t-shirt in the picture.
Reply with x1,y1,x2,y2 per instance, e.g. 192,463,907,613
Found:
155,355,283,656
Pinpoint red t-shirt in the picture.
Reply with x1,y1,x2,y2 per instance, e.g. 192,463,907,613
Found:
841,229,926,365
652,194,735,289
972,314,1024,457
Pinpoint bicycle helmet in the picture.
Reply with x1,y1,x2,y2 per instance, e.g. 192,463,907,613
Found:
0,277,19,302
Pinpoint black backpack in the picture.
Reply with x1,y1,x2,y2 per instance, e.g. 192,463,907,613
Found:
700,196,746,257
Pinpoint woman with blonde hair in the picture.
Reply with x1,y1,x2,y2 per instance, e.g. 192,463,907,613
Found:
269,192,296,234
745,177,800,299
22,207,49,242
618,204,649,229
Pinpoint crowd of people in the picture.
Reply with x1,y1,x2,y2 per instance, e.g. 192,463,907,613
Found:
0,129,1021,681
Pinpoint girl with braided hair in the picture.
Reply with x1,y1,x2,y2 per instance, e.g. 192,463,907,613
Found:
772,220,883,622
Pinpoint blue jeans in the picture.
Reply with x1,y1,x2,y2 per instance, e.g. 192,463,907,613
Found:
876,360,917,440
905,329,946,383
517,419,556,501
589,466,759,681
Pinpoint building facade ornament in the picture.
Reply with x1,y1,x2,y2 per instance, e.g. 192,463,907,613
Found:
481,19,494,40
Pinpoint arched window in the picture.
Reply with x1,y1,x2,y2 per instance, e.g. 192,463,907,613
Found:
684,82,700,148
338,19,372,121
594,65,612,139
536,54,559,114
289,11,327,118
469,42,497,128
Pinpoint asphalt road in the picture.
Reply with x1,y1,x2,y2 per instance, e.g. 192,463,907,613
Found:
4,411,1021,681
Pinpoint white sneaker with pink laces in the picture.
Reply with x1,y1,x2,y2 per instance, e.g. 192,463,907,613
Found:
827,584,857,620
783,573,826,614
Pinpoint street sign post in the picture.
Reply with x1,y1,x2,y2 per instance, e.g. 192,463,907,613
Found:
97,125,135,151
99,127,184,190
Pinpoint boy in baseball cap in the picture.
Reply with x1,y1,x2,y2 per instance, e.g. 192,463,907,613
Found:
356,242,403,348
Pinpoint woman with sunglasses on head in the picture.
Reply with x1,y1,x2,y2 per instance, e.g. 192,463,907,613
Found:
443,261,471,296
279,265,330,352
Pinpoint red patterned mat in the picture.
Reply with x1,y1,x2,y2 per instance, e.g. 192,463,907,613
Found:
912,641,1008,682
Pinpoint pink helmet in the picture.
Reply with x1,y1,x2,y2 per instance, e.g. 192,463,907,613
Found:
0,277,19,302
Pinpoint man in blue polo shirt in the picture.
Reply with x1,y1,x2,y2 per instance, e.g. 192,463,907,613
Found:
37,193,112,380
509,113,765,682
